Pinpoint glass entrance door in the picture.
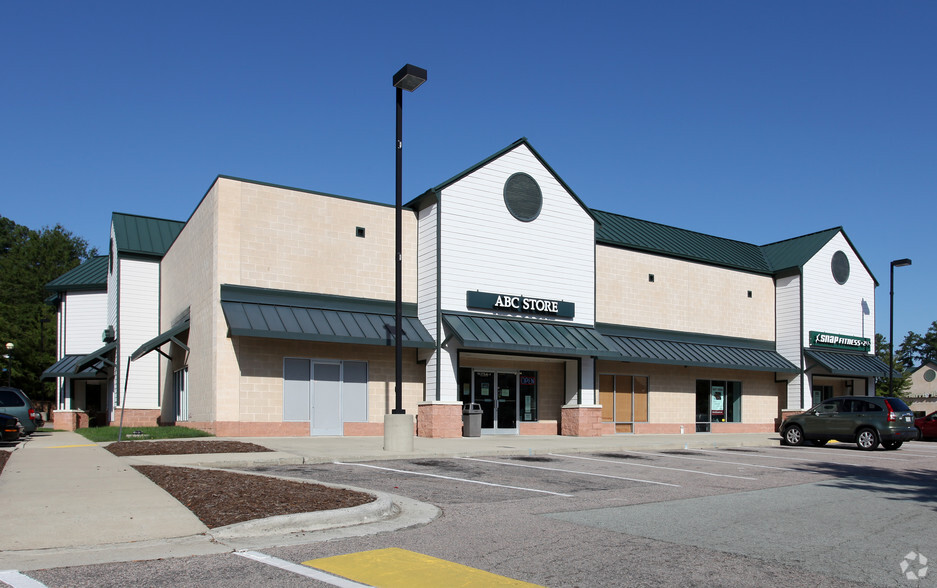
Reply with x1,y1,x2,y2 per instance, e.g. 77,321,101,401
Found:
473,370,518,433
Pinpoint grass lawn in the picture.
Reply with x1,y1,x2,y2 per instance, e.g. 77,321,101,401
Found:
75,426,214,443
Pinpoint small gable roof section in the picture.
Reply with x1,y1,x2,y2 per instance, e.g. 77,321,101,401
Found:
111,212,186,258
594,211,771,273
760,227,878,285
46,255,108,292
407,138,595,222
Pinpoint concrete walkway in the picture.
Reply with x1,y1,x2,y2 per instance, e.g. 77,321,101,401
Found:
0,429,780,571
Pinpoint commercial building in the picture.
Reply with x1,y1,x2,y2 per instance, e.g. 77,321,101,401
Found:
45,138,889,437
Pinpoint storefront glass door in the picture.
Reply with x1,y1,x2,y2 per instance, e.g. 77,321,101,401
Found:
473,370,518,433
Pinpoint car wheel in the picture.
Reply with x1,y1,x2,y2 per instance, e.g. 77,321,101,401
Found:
783,425,805,446
882,441,903,450
856,428,879,451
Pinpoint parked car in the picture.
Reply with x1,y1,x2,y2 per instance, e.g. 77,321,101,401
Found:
779,395,918,451
0,412,22,442
0,387,41,435
2,413,23,440
915,411,937,440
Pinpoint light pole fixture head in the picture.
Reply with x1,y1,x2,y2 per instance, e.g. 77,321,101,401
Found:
4,342,12,351
393,64,427,92
891,258,912,268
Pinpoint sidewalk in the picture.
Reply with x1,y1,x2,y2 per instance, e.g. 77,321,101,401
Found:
0,429,780,571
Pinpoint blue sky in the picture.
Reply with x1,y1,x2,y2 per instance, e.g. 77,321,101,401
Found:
2,1,934,345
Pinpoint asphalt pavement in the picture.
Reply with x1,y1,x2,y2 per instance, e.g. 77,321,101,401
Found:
0,429,780,571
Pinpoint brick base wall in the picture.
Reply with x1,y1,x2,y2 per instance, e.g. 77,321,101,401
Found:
109,409,161,428
417,403,463,438
560,405,604,437
344,422,384,436
51,410,89,432
520,421,560,435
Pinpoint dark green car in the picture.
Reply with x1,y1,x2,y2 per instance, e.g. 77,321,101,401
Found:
780,396,917,451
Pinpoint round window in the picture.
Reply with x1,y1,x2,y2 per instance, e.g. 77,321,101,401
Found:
503,173,542,222
831,251,850,285
925,369,936,383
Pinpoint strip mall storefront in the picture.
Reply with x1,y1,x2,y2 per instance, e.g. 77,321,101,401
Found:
52,138,889,437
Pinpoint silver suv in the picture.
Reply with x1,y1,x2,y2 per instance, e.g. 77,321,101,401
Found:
780,395,917,450
0,387,40,435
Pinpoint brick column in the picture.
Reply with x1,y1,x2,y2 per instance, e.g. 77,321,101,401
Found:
417,402,464,438
560,404,604,437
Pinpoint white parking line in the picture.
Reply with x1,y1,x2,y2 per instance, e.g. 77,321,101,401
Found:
759,446,913,462
695,447,910,463
235,551,370,587
334,461,574,496
549,453,757,480
457,457,681,487
618,449,796,472
0,570,48,588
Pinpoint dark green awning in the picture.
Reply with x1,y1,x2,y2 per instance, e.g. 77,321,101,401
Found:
805,349,890,378
41,355,109,381
131,319,190,361
77,341,117,371
220,284,434,349
598,325,799,373
443,314,621,358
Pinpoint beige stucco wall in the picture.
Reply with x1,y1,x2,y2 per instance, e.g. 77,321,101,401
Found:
159,183,220,423
597,360,781,424
597,246,775,340
161,177,421,424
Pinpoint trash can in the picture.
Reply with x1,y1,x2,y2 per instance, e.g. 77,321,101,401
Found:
462,403,482,437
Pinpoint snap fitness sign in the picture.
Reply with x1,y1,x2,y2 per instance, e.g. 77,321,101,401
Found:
466,291,575,319
810,331,871,352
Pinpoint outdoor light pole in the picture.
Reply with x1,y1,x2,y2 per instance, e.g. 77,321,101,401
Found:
5,342,13,387
391,64,427,415
888,258,912,396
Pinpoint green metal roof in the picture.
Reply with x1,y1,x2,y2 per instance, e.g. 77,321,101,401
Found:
41,354,109,380
593,211,771,273
597,324,798,373
443,313,621,358
220,284,434,348
804,349,890,378
112,213,185,257
45,256,108,292
759,228,841,272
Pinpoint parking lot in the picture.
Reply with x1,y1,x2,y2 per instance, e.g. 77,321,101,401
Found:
26,441,937,587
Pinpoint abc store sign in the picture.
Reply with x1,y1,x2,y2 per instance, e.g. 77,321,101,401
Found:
466,291,575,319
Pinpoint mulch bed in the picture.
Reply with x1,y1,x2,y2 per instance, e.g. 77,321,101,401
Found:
0,451,8,475
106,440,272,457
134,465,375,528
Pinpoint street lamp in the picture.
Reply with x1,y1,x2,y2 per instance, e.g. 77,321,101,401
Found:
391,64,427,415
5,342,13,387
888,258,912,396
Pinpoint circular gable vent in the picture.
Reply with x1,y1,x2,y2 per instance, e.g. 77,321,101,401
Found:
503,173,542,222
925,369,936,383
831,250,850,285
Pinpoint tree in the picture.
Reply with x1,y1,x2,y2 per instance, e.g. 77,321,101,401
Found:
897,322,937,368
0,216,97,402
874,332,912,397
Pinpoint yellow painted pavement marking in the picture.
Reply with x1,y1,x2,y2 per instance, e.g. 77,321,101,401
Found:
43,444,97,448
304,548,543,587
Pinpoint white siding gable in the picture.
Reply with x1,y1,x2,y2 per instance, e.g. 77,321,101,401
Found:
438,143,596,326
802,232,876,349
119,257,161,409
62,291,108,355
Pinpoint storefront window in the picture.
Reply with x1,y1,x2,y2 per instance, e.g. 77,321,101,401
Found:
599,374,649,433
696,380,741,431
519,371,537,422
